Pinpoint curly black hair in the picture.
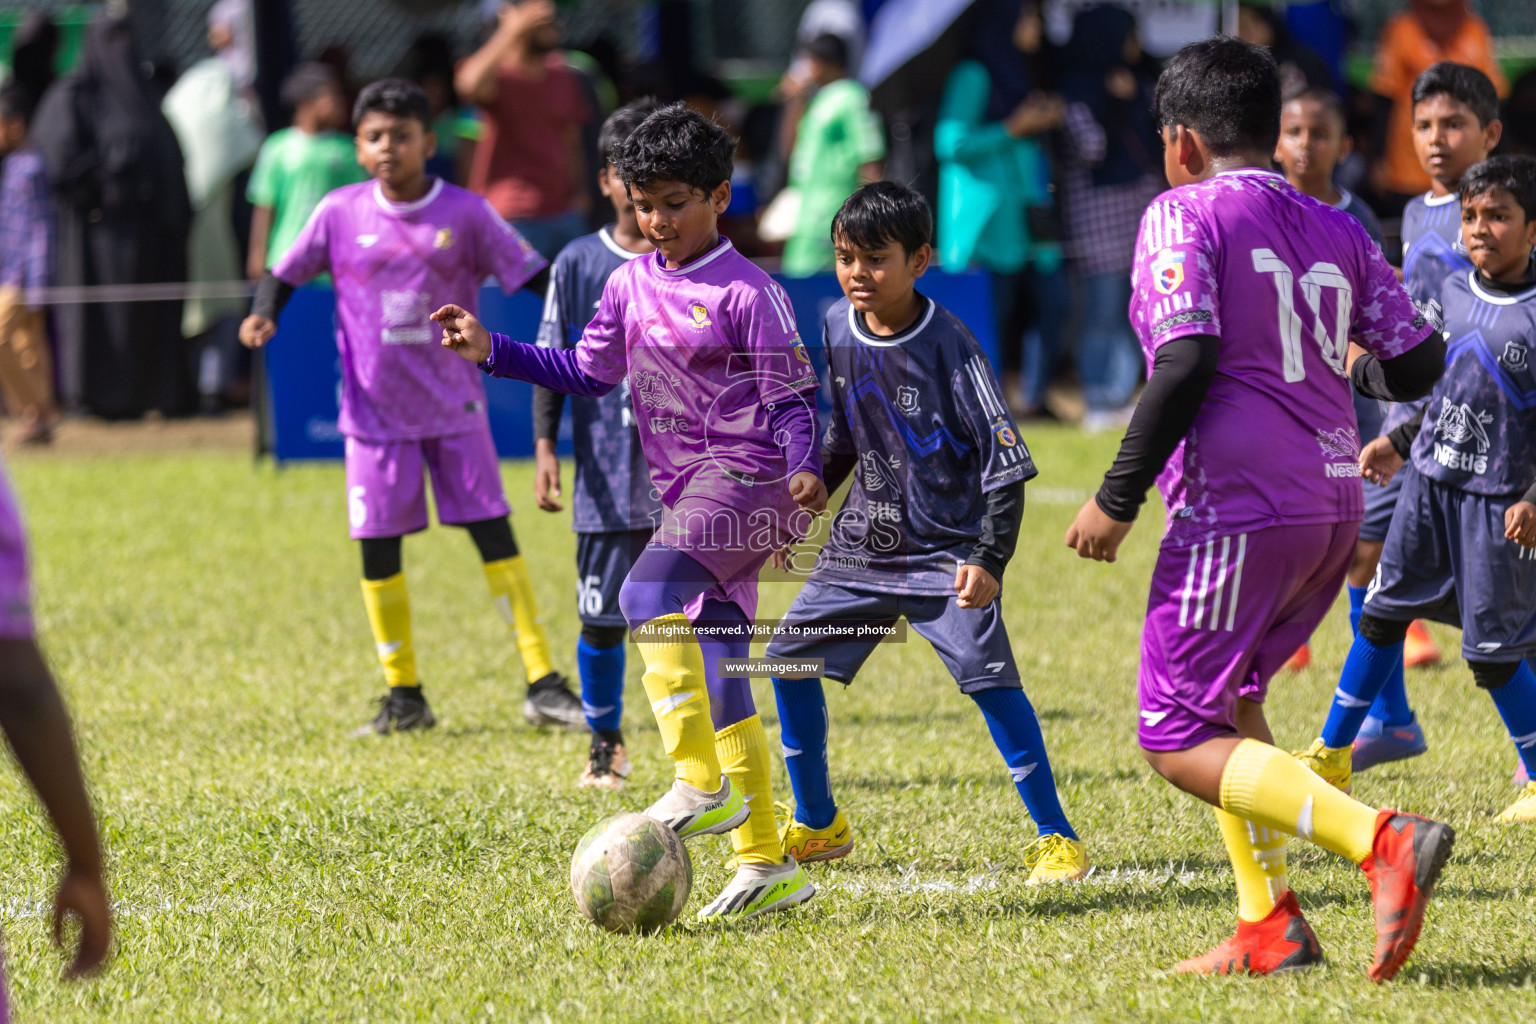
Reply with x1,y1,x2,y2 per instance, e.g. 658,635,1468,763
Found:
599,97,660,169
353,77,432,131
1460,155,1536,222
831,180,931,256
614,102,735,196
1154,37,1281,157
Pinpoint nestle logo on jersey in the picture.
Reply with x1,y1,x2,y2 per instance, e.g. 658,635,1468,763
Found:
1324,462,1362,478
1433,443,1487,475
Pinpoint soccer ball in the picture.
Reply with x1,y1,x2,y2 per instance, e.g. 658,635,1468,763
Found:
570,813,692,933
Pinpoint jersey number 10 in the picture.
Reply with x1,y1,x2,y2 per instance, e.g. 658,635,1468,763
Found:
1251,248,1353,383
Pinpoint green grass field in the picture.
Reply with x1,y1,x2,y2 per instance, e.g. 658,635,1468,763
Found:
2,426,1535,1022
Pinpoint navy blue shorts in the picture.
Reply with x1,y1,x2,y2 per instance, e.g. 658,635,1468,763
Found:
763,579,1021,692
1354,393,1397,543
1367,465,1536,662
574,529,653,627
1361,472,1403,544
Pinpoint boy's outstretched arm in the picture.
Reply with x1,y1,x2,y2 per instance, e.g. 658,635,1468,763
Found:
0,639,110,978
1067,334,1221,562
433,304,616,397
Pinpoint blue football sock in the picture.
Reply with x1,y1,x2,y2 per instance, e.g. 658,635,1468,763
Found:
1354,585,1413,727
969,687,1076,840
576,637,624,734
772,676,835,830
1347,584,1367,636
1487,661,1536,778
1322,632,1404,747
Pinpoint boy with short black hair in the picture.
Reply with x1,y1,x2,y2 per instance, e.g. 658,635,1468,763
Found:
241,78,579,735
246,62,363,278
1298,155,1536,823
1066,37,1451,979
436,103,824,921
764,180,1088,883
1325,61,1503,771
532,98,660,790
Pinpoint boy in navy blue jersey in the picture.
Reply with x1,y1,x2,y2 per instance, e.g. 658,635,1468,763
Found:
532,100,661,790
1296,155,1536,823
765,181,1088,884
1345,63,1503,769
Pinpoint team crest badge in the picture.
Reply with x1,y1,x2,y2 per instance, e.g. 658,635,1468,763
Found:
1150,249,1186,295
687,303,713,329
1503,340,1528,372
896,386,920,415
792,337,811,363
434,228,454,250
995,423,1018,447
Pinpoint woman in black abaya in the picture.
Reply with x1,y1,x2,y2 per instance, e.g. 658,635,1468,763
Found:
33,14,194,419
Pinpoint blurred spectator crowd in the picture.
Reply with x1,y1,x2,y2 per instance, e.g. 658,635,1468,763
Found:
0,0,1530,439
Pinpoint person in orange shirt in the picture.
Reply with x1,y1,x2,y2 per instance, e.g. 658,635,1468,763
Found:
1371,0,1507,203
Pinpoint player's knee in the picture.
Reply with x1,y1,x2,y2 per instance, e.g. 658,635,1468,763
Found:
1358,613,1410,648
466,517,518,562
360,536,403,580
617,576,671,630
1468,660,1520,690
581,623,628,649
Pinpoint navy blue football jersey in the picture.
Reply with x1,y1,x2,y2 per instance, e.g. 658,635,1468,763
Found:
1402,191,1470,306
536,228,661,532
811,295,1038,594
1409,271,1536,496
1382,191,1470,435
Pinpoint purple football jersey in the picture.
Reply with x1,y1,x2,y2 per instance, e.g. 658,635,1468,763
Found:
274,178,546,441
1129,169,1433,544
576,237,820,535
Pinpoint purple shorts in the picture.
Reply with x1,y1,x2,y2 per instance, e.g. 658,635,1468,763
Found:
344,431,509,539
1137,521,1356,751
655,495,801,623
0,474,32,640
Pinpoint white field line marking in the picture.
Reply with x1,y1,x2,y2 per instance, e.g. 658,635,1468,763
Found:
821,862,1206,897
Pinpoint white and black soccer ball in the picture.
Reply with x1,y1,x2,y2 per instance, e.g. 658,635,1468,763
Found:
570,813,692,933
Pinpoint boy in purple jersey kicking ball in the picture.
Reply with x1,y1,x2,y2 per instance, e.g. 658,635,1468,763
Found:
0,457,111,1015
532,99,662,790
1297,156,1536,821
241,79,582,737
764,182,1089,885
435,104,823,921
1066,38,1453,979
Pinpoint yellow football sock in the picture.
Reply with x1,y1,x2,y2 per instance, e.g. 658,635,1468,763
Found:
360,574,416,688
483,556,555,682
1220,738,1379,865
716,714,781,866
1215,807,1288,922
634,614,720,791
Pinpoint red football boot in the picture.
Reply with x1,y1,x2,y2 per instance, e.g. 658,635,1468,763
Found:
1361,811,1455,982
1176,890,1324,976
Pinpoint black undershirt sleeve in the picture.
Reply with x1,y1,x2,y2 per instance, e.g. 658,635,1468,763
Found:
1524,479,1536,507
1350,331,1446,402
532,386,565,445
966,480,1024,581
1095,334,1221,523
822,449,856,495
1387,406,1427,458
251,271,295,322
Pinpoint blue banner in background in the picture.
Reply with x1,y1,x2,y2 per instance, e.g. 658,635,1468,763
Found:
263,270,997,463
